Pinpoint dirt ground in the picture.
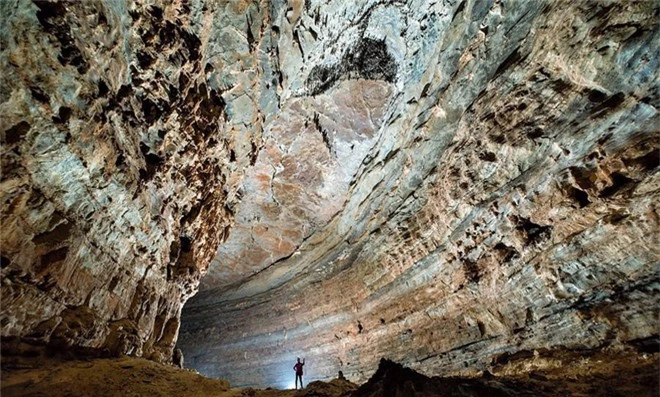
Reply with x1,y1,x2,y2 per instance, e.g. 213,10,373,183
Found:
490,347,660,397
2,356,235,397
0,355,356,397
1,347,657,397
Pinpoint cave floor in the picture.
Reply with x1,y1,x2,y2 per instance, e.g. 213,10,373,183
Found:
1,356,238,397
0,349,657,397
488,347,659,397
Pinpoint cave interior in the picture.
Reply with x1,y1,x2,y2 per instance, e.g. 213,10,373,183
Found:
0,0,659,396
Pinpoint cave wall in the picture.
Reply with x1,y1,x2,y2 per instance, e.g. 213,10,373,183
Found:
0,0,278,361
179,0,659,389
0,0,657,389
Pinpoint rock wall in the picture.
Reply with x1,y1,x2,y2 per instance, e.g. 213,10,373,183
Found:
0,0,279,361
1,0,657,389
180,0,659,389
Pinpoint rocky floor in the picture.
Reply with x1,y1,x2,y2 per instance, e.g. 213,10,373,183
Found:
2,356,233,397
2,348,657,397
356,348,660,397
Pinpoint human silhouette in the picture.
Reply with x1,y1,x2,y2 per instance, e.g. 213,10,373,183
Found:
293,357,305,389
172,348,184,368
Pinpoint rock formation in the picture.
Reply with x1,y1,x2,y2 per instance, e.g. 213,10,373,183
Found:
179,0,659,388
1,0,241,361
349,355,659,397
1,0,658,392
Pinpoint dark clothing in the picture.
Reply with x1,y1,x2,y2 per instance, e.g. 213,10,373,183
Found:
294,360,305,389
173,348,184,368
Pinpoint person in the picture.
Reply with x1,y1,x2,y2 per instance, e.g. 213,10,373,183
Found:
293,357,305,389
173,348,184,369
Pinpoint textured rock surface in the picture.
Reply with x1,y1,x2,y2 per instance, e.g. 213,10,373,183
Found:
0,0,259,361
180,0,659,389
350,355,659,397
1,0,658,392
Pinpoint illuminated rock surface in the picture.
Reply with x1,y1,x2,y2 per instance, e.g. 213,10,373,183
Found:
1,0,238,362
180,0,659,388
0,0,658,393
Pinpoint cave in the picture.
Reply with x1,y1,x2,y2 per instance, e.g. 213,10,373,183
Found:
1,0,658,396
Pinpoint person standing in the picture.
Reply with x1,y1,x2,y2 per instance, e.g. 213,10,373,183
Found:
293,357,305,389
172,348,184,368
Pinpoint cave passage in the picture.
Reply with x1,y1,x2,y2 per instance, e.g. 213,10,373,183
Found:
1,0,658,396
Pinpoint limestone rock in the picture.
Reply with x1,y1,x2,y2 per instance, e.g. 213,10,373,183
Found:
349,354,659,397
179,0,659,388
0,0,275,361
0,0,657,392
